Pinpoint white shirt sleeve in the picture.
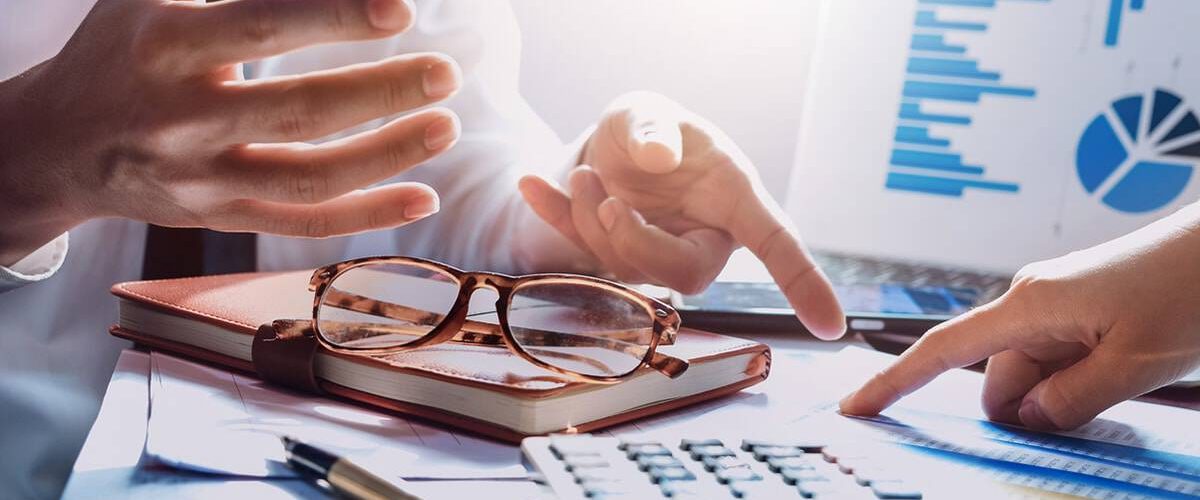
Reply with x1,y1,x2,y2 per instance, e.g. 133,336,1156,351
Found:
0,232,69,293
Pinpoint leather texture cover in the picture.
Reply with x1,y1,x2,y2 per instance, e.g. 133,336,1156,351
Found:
110,271,771,442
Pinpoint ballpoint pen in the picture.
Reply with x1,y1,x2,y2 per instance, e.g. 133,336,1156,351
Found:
281,436,424,500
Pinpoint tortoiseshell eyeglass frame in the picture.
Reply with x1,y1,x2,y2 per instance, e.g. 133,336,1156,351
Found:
284,255,688,384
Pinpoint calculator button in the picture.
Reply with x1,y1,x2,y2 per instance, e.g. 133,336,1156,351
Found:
581,482,634,498
563,455,609,471
625,444,672,459
714,467,762,484
852,467,899,486
796,481,843,498
740,439,826,453
688,445,735,460
728,481,772,498
647,466,697,483
636,455,683,470
779,468,829,485
571,470,623,484
701,455,750,472
617,439,660,451
766,456,815,472
871,481,923,499
659,482,704,498
549,438,599,459
679,438,723,450
752,446,805,461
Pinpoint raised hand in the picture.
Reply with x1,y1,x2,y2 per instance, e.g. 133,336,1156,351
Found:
0,0,462,265
519,91,845,339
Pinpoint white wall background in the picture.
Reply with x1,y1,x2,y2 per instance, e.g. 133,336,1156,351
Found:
510,1,822,202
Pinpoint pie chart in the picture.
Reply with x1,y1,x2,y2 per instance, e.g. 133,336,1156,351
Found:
1076,88,1200,213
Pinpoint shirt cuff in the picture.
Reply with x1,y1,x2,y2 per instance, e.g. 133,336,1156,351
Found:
0,232,69,292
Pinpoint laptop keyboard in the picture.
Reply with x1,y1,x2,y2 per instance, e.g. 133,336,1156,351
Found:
813,252,1011,303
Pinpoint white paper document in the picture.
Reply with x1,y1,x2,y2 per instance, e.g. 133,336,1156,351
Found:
145,352,525,479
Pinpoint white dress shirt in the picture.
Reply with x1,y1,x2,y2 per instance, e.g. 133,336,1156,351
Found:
0,2,577,498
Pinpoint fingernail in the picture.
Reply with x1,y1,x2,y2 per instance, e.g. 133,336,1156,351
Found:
1018,398,1057,431
367,0,411,31
404,196,439,219
424,114,460,152
598,198,620,231
422,59,461,99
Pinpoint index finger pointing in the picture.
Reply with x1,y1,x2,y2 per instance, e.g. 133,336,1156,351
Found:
838,301,1016,416
148,0,415,74
728,194,845,339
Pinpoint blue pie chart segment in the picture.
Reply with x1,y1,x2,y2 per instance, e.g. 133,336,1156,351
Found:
1075,89,1200,214
1076,115,1128,194
1102,161,1193,213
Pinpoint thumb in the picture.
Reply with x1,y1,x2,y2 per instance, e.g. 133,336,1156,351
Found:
610,92,684,173
1017,345,1157,431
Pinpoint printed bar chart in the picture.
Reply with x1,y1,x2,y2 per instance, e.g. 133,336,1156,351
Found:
887,0,1045,197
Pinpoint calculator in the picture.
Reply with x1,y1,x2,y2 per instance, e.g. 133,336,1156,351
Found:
521,434,924,499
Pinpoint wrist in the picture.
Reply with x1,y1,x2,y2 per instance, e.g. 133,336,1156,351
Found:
0,64,89,266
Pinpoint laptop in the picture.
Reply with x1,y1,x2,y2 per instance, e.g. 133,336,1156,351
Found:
674,0,1200,346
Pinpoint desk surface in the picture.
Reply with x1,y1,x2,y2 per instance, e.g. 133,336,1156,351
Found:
61,333,860,499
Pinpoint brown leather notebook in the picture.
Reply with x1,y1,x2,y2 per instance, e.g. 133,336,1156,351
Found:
110,272,772,443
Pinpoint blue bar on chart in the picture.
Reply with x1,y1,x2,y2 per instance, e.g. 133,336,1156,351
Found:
899,102,972,126
914,11,988,32
887,172,1019,197
1106,0,1149,47
895,126,953,147
891,150,985,175
887,0,1046,198
907,58,1000,81
911,34,967,54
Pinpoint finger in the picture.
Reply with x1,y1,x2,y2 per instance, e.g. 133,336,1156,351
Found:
214,108,459,204
839,301,1021,416
518,175,588,250
981,350,1046,425
226,53,460,143
728,195,844,339
149,0,416,74
1018,345,1157,431
597,197,735,294
210,182,438,238
568,167,650,283
607,92,684,173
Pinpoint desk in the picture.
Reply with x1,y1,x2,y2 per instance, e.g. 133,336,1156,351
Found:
61,333,864,499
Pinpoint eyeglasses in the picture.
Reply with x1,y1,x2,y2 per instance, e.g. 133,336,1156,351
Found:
274,256,688,384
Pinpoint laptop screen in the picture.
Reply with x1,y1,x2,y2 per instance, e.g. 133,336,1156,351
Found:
786,0,1200,274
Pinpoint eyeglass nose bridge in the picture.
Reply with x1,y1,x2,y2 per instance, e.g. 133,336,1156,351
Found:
420,273,515,344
